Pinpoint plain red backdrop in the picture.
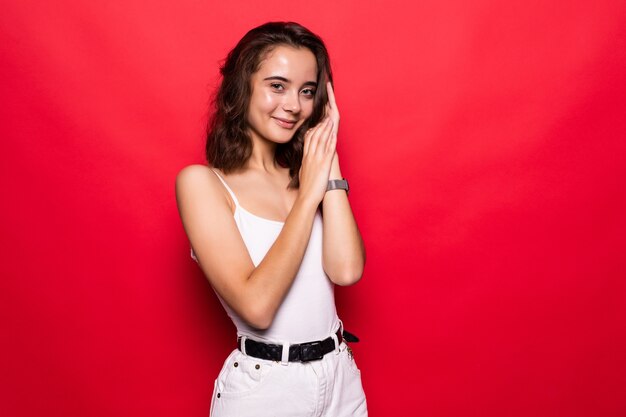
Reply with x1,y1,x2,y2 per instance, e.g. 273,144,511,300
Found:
2,1,625,416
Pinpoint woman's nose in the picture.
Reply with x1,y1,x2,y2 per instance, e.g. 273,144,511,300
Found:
282,91,301,113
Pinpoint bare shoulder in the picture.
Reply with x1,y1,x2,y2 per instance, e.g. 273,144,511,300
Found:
175,163,240,250
175,164,232,209
176,164,217,190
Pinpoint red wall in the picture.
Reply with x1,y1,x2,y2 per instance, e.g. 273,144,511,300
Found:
2,1,625,416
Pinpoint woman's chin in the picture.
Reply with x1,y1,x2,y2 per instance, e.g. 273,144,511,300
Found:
269,132,299,145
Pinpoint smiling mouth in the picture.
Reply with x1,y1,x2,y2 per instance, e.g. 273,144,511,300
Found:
272,117,297,129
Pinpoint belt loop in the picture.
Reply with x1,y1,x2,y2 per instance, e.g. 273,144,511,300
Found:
281,341,290,366
241,335,247,355
334,320,344,353
331,330,340,354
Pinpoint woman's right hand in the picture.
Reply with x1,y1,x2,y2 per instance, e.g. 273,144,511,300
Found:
298,116,337,205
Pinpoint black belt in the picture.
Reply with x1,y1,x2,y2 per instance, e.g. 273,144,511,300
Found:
238,329,343,363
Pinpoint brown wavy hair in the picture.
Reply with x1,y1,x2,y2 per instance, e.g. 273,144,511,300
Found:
206,21,333,188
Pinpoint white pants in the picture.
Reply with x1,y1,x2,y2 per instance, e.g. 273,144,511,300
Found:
209,341,368,416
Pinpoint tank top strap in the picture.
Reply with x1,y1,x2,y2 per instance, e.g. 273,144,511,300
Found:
210,168,241,207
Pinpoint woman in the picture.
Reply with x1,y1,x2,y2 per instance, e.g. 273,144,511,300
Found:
176,22,367,416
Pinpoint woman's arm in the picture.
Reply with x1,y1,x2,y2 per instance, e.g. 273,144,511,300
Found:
321,154,366,286
319,82,366,286
176,119,336,330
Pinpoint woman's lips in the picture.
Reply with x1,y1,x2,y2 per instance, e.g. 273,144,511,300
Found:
273,117,297,129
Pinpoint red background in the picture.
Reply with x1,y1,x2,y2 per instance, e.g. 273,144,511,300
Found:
2,1,626,416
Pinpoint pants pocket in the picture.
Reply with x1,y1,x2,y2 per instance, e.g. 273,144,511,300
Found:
216,352,277,399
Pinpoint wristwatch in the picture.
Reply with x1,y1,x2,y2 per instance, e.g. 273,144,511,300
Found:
326,179,349,195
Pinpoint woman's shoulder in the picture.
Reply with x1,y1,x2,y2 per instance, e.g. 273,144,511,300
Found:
177,163,213,178
175,164,231,207
176,163,221,185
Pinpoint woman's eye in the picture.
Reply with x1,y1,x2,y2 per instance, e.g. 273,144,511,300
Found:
270,83,284,91
301,88,316,97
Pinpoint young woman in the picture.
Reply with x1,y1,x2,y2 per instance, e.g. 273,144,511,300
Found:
176,22,367,416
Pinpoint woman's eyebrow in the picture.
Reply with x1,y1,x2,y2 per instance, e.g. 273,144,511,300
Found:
263,76,317,87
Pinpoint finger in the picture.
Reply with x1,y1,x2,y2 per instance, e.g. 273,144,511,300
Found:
327,81,339,123
326,127,338,155
313,117,332,154
326,81,336,109
328,128,337,153
326,82,340,135
315,118,334,156
308,118,329,156
303,127,313,156
304,118,325,155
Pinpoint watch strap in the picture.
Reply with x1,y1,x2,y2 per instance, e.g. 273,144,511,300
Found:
326,179,349,194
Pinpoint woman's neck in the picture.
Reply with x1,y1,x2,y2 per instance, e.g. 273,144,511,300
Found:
246,135,281,174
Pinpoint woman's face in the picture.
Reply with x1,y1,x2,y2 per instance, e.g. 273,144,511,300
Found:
247,45,318,145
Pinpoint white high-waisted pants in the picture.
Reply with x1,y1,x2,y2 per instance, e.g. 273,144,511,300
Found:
209,340,368,416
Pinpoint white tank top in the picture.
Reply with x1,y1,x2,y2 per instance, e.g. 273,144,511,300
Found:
190,168,339,344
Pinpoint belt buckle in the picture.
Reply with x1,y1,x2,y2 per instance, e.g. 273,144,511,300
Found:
299,341,324,362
